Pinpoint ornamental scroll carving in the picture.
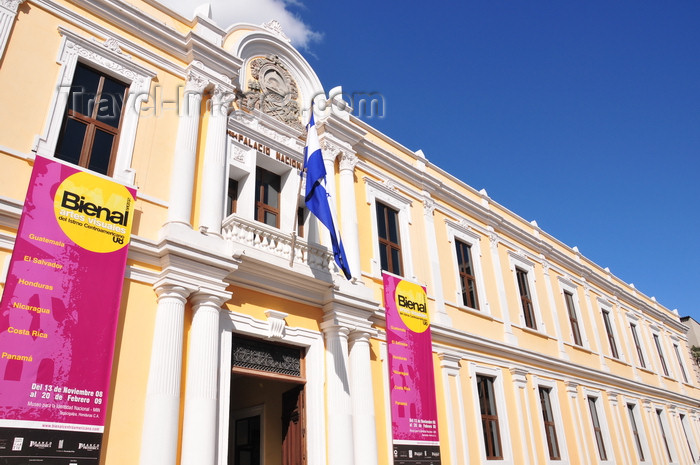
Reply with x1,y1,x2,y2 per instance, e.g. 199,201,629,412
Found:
232,337,302,377
239,55,303,131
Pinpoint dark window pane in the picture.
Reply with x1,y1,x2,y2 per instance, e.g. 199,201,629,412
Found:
96,76,127,128
264,211,277,227
68,64,101,116
376,203,387,239
55,118,87,165
387,207,399,243
390,248,402,276
88,129,115,175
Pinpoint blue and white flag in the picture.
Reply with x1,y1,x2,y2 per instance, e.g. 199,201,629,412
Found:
303,107,352,280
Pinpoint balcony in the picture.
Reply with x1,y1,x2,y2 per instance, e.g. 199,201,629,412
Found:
222,214,334,276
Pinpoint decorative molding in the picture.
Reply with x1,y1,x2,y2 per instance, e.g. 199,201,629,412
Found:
239,55,303,131
33,27,155,185
0,0,25,61
265,309,288,340
423,197,436,216
338,152,359,172
321,139,342,161
231,336,301,377
262,20,291,43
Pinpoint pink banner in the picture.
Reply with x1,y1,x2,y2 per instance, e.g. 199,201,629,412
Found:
0,156,135,441
384,272,440,454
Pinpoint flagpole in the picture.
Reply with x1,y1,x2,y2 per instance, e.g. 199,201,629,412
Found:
289,167,306,267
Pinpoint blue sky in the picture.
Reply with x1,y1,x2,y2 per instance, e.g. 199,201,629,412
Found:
163,0,700,321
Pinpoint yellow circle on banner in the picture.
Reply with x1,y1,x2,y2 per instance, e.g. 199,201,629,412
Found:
395,280,430,333
53,172,134,253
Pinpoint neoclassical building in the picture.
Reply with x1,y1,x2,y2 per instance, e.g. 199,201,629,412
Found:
0,1,698,464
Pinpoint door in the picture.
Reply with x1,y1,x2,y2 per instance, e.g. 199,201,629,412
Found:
281,385,305,465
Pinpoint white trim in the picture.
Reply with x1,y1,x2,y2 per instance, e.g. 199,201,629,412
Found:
557,278,590,349
532,377,570,465
583,390,616,464
364,177,414,280
445,219,489,314
33,27,155,185
598,300,623,363
0,0,23,62
507,252,546,334
624,399,652,465
654,406,679,464
467,363,514,465
672,342,691,385
626,313,650,371
678,411,699,463
218,312,325,465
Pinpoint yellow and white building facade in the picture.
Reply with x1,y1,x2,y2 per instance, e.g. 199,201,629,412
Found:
0,1,698,464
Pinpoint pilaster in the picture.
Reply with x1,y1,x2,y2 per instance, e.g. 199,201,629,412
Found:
199,84,233,236
166,68,208,226
438,352,468,465
338,151,361,279
423,194,450,326
510,368,532,465
0,0,25,62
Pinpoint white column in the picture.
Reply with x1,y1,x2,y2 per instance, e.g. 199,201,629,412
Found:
439,353,469,465
607,392,633,465
139,284,191,465
338,152,361,279
180,292,229,465
0,0,24,61
321,322,355,465
565,382,589,465
348,330,379,465
487,228,517,344
511,369,532,465
541,260,568,359
582,281,609,372
167,72,207,226
199,86,230,236
423,195,450,325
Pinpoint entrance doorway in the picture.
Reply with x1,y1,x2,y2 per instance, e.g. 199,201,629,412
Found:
229,336,306,465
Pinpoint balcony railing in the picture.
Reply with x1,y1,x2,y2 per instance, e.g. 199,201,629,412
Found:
222,215,334,275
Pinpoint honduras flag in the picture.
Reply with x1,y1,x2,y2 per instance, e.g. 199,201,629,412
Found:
303,107,352,280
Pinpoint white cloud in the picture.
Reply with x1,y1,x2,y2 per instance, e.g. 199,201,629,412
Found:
157,0,322,50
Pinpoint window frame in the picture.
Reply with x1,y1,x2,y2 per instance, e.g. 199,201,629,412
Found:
586,395,609,461
655,408,676,463
446,220,489,313
55,62,129,176
516,267,536,330
601,309,620,359
477,374,503,460
679,412,698,463
653,333,670,377
673,342,689,384
629,322,647,369
455,239,479,309
508,253,545,334
564,290,582,346
468,364,513,465
254,166,282,228
375,201,403,276
538,386,561,460
34,27,154,184
226,178,239,216
558,279,589,349
365,177,414,279
626,403,647,463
